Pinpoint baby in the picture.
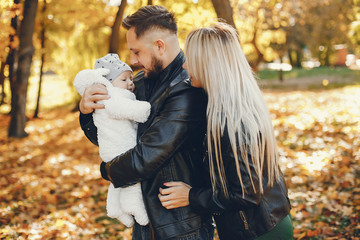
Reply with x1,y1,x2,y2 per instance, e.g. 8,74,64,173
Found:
73,53,150,227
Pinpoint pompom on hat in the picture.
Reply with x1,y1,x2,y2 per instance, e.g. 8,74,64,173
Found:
94,53,132,82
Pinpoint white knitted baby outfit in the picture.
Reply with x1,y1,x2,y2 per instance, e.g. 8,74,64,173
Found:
73,54,150,227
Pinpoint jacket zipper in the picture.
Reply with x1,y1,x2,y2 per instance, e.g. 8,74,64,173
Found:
239,211,249,230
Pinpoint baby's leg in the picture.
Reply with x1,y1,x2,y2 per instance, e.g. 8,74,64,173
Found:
107,183,134,227
120,183,149,226
106,183,123,218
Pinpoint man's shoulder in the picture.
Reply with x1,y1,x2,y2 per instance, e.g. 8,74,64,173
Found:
169,69,191,89
168,70,206,102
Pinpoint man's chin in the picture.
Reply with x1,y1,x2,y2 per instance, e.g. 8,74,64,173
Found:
143,69,157,78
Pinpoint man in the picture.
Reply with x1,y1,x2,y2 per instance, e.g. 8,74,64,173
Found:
79,5,213,240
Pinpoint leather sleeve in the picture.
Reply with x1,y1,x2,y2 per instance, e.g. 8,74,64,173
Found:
106,84,207,188
188,142,262,214
79,113,98,146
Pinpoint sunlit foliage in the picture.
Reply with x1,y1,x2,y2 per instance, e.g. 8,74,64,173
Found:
0,1,20,61
265,86,360,238
1,81,359,238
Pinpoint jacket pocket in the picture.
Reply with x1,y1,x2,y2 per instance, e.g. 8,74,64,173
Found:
174,230,199,240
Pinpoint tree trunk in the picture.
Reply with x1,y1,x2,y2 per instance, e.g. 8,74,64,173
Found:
288,49,294,67
210,0,236,29
8,0,38,138
0,61,6,105
279,57,283,82
147,0,152,5
34,0,46,118
296,50,302,68
8,0,21,114
324,47,330,66
249,27,264,71
109,0,127,53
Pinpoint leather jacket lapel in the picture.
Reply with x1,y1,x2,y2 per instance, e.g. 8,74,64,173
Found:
137,51,186,138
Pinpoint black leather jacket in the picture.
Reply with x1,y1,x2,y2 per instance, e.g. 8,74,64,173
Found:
189,128,291,240
80,52,211,239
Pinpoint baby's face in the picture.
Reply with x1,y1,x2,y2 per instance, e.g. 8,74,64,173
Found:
112,71,134,92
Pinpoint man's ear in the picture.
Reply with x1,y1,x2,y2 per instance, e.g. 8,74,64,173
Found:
154,39,165,56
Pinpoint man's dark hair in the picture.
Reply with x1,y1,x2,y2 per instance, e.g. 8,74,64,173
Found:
122,5,177,38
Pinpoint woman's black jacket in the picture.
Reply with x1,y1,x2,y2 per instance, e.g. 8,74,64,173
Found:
79,52,211,239
189,129,291,240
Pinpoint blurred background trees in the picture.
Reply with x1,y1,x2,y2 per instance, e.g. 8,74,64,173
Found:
0,0,359,137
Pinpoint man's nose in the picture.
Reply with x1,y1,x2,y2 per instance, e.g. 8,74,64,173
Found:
131,54,139,66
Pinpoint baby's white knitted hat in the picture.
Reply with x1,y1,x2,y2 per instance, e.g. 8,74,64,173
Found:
94,53,132,82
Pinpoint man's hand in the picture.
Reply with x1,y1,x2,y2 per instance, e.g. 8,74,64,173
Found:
79,84,109,114
158,182,192,209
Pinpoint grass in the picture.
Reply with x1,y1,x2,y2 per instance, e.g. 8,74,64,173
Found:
308,82,353,90
257,66,360,81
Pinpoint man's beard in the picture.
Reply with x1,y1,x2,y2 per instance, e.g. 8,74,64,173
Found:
144,55,163,78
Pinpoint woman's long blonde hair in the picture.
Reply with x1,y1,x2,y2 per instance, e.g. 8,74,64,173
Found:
184,22,280,196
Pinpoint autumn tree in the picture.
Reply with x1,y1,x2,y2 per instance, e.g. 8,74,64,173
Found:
350,0,360,55
44,0,118,92
349,23,360,56
8,1,21,112
8,0,38,138
281,0,307,68
302,0,356,66
33,0,47,118
210,0,236,28
0,2,9,104
235,0,280,69
0,1,21,106
269,0,356,67
156,0,217,46
109,0,128,53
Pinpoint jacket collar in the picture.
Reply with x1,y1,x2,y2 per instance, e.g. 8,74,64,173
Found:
146,51,185,99
137,51,187,138
155,50,185,85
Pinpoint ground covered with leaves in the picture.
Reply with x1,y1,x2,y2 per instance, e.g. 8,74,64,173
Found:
1,86,359,239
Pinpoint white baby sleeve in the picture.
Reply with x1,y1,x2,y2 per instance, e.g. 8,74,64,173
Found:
104,90,151,123
73,68,112,96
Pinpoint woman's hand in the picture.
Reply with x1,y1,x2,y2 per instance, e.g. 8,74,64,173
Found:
158,182,192,209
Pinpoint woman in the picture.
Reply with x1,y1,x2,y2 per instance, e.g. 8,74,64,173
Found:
158,23,293,240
